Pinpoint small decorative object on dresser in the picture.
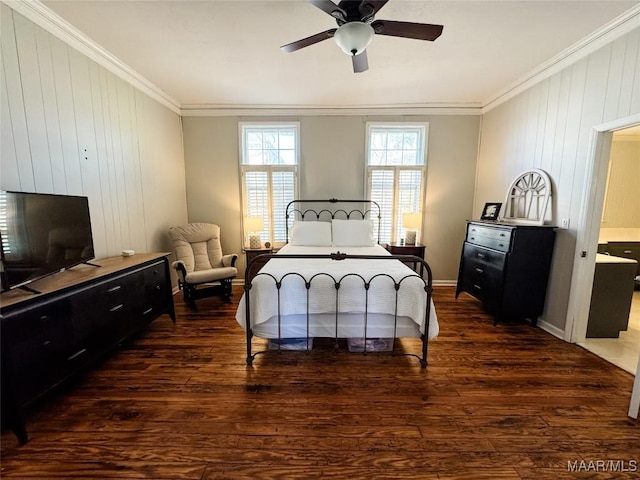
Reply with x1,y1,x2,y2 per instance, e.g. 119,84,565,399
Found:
480,202,501,221
456,220,556,326
502,169,553,225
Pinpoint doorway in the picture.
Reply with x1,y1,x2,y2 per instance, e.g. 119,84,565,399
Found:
565,117,640,374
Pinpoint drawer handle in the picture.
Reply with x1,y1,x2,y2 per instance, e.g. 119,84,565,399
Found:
475,268,484,274
40,315,49,322
470,236,475,241
110,304,124,312
473,284,482,291
43,340,51,347
67,348,87,361
107,285,122,293
477,253,486,259
499,233,506,237
624,250,632,254
498,243,505,248
143,307,153,315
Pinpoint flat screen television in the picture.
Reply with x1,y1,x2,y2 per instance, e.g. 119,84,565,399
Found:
0,191,95,292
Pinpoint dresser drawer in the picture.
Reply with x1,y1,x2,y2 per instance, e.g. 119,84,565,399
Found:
459,269,502,305
463,243,506,270
467,225,511,252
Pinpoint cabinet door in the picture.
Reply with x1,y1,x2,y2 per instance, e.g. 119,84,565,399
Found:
1,299,80,407
136,261,171,333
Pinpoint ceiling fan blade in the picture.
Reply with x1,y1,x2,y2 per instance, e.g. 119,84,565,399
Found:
371,20,443,41
309,0,347,20
352,50,369,73
280,29,337,53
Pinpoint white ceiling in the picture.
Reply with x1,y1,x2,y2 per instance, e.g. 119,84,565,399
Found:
39,0,639,111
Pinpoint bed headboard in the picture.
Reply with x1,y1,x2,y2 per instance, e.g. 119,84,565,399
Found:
285,198,381,244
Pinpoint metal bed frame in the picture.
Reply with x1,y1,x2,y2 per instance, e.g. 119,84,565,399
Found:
243,199,434,368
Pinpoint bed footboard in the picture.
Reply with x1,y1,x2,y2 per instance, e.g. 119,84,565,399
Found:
243,252,434,368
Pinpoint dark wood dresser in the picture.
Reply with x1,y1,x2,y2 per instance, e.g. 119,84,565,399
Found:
0,253,175,443
456,221,556,326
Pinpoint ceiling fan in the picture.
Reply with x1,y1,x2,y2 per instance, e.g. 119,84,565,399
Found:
281,0,444,73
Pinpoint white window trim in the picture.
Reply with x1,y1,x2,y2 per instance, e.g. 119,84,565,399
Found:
238,122,300,247
365,122,429,244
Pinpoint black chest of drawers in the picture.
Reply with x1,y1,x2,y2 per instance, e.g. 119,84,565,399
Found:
0,253,175,443
456,221,556,326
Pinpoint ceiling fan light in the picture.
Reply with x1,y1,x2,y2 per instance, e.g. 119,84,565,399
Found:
334,22,374,56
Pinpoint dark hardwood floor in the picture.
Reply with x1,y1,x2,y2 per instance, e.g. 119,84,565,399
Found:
1,285,638,479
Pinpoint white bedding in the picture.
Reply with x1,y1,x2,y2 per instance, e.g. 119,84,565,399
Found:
235,244,438,340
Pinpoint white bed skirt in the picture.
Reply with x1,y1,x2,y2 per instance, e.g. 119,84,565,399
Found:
239,312,423,339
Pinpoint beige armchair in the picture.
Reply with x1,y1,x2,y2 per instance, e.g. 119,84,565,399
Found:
168,223,238,310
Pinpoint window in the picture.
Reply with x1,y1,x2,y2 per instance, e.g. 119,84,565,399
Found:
240,123,299,247
0,190,10,255
366,124,427,244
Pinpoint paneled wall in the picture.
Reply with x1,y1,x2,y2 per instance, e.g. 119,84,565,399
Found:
476,28,640,331
0,5,188,260
182,114,480,282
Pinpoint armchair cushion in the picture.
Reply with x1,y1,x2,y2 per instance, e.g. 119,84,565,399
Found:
185,266,237,284
169,223,224,271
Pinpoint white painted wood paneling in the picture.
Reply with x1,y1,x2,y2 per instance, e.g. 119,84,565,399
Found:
2,7,35,192
0,4,187,264
475,28,640,332
34,26,67,193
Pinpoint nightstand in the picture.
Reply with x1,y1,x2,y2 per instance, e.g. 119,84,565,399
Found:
386,243,426,276
243,247,273,282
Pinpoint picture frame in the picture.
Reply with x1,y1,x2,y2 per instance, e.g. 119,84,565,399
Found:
481,202,502,221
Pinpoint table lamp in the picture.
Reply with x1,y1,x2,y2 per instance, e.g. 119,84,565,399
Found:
402,213,421,245
245,216,264,249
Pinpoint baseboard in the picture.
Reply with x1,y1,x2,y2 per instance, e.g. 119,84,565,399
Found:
433,280,457,287
537,318,565,340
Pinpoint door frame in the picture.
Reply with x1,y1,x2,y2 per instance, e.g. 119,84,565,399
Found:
565,113,640,343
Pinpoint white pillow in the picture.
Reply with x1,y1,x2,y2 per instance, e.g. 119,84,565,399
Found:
331,219,375,247
289,221,332,246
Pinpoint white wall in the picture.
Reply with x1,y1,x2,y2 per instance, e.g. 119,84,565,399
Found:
182,115,480,281
475,28,640,330
601,139,640,228
0,5,188,262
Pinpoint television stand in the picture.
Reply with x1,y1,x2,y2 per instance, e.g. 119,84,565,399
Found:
0,253,175,443
81,260,101,267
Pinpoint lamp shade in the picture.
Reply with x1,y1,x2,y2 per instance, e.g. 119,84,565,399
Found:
402,213,421,229
334,22,374,56
245,216,264,233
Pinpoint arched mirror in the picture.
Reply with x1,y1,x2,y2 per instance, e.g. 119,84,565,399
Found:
502,169,552,225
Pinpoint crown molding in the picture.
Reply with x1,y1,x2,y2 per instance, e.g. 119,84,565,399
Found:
3,0,181,114
482,4,640,114
180,104,483,117
5,0,637,118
